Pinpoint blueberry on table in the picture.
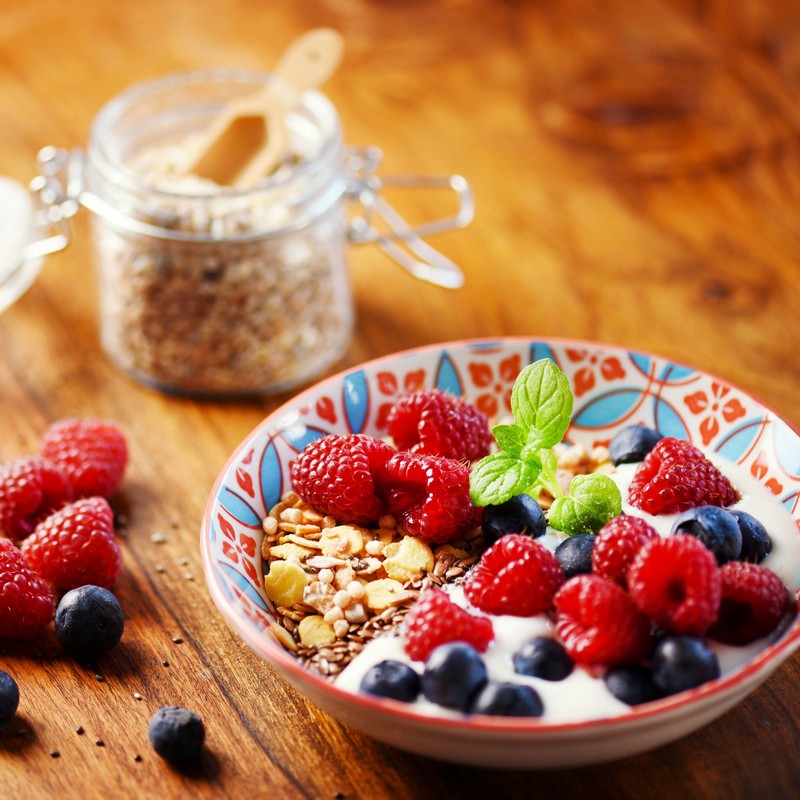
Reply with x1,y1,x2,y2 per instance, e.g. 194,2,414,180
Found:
512,637,574,682
728,509,772,563
555,534,596,578
360,660,420,703
148,706,206,762
608,425,662,465
0,670,20,732
604,665,664,706
652,636,720,696
470,681,544,717
421,642,488,711
671,506,742,565
55,585,125,659
481,493,546,545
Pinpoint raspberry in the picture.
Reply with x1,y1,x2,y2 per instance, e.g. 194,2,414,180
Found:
463,533,564,616
592,515,660,586
0,458,73,539
628,437,737,515
554,574,652,666
387,390,492,462
290,434,395,525
708,562,790,645
0,539,54,638
382,452,481,543
403,588,494,662
627,534,721,635
41,418,128,499
21,497,122,590
0,459,45,538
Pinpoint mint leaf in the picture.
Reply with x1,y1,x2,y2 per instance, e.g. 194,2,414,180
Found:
548,473,622,535
491,423,526,458
532,447,562,499
469,452,540,507
511,360,573,450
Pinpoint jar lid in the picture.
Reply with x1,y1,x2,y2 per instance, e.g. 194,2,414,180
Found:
0,176,45,314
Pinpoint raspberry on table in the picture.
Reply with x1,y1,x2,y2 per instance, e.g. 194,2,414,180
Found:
707,561,790,645
0,457,75,539
0,459,45,539
627,534,721,636
403,588,494,662
0,539,54,639
592,514,660,587
463,533,564,616
382,451,481,543
290,434,395,525
627,437,737,515
21,497,122,590
386,389,492,462
40,418,128,499
554,574,652,666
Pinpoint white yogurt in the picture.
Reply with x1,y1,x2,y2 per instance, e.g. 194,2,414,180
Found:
335,454,800,722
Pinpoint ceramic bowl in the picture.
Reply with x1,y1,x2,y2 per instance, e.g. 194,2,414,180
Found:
200,338,800,768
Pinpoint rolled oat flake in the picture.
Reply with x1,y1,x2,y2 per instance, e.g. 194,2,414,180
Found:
3,64,472,397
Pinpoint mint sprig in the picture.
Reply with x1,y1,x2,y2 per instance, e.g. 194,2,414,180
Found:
469,359,621,536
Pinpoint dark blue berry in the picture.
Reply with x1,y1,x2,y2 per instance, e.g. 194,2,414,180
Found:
482,494,546,545
608,425,662,465
555,534,596,578
652,636,720,696
512,637,573,681
0,670,20,732
148,706,205,762
671,505,742,565
729,510,772,563
55,585,125,660
470,681,544,717
360,660,420,703
421,642,487,711
604,665,664,706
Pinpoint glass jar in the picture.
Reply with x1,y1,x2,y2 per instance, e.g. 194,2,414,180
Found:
3,69,473,396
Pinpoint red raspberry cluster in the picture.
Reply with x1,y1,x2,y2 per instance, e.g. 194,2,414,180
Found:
0,419,127,639
290,390,490,543
553,517,790,667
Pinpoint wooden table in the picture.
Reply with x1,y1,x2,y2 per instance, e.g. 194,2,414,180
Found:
1,1,799,797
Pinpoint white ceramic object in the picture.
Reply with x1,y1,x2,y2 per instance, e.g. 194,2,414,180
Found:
201,337,800,768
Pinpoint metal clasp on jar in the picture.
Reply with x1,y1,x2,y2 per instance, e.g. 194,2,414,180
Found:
345,146,474,289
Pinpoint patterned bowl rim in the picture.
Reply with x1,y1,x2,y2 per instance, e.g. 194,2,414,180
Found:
201,336,800,735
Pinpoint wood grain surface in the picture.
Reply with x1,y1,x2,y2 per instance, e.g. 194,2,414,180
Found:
1,0,800,798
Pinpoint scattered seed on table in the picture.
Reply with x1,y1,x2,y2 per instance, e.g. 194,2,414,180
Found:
96,739,105,747
171,636,183,644
185,573,195,581
162,660,169,667
150,532,166,544
154,564,166,574
95,674,106,683
133,692,142,701
179,557,189,566
75,726,85,735
134,753,142,762
50,750,60,758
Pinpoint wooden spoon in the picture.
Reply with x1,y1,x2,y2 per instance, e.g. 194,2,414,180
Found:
187,28,344,189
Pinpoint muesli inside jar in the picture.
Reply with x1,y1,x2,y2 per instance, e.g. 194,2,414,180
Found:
84,71,354,396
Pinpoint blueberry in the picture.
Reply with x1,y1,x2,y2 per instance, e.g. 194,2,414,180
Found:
148,706,205,762
360,660,420,703
0,670,20,732
512,637,574,681
470,681,544,717
671,505,742,565
482,494,546,545
55,585,125,660
555,534,596,578
421,642,488,711
729,510,772,563
604,665,664,706
608,425,662,465
652,636,720,696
